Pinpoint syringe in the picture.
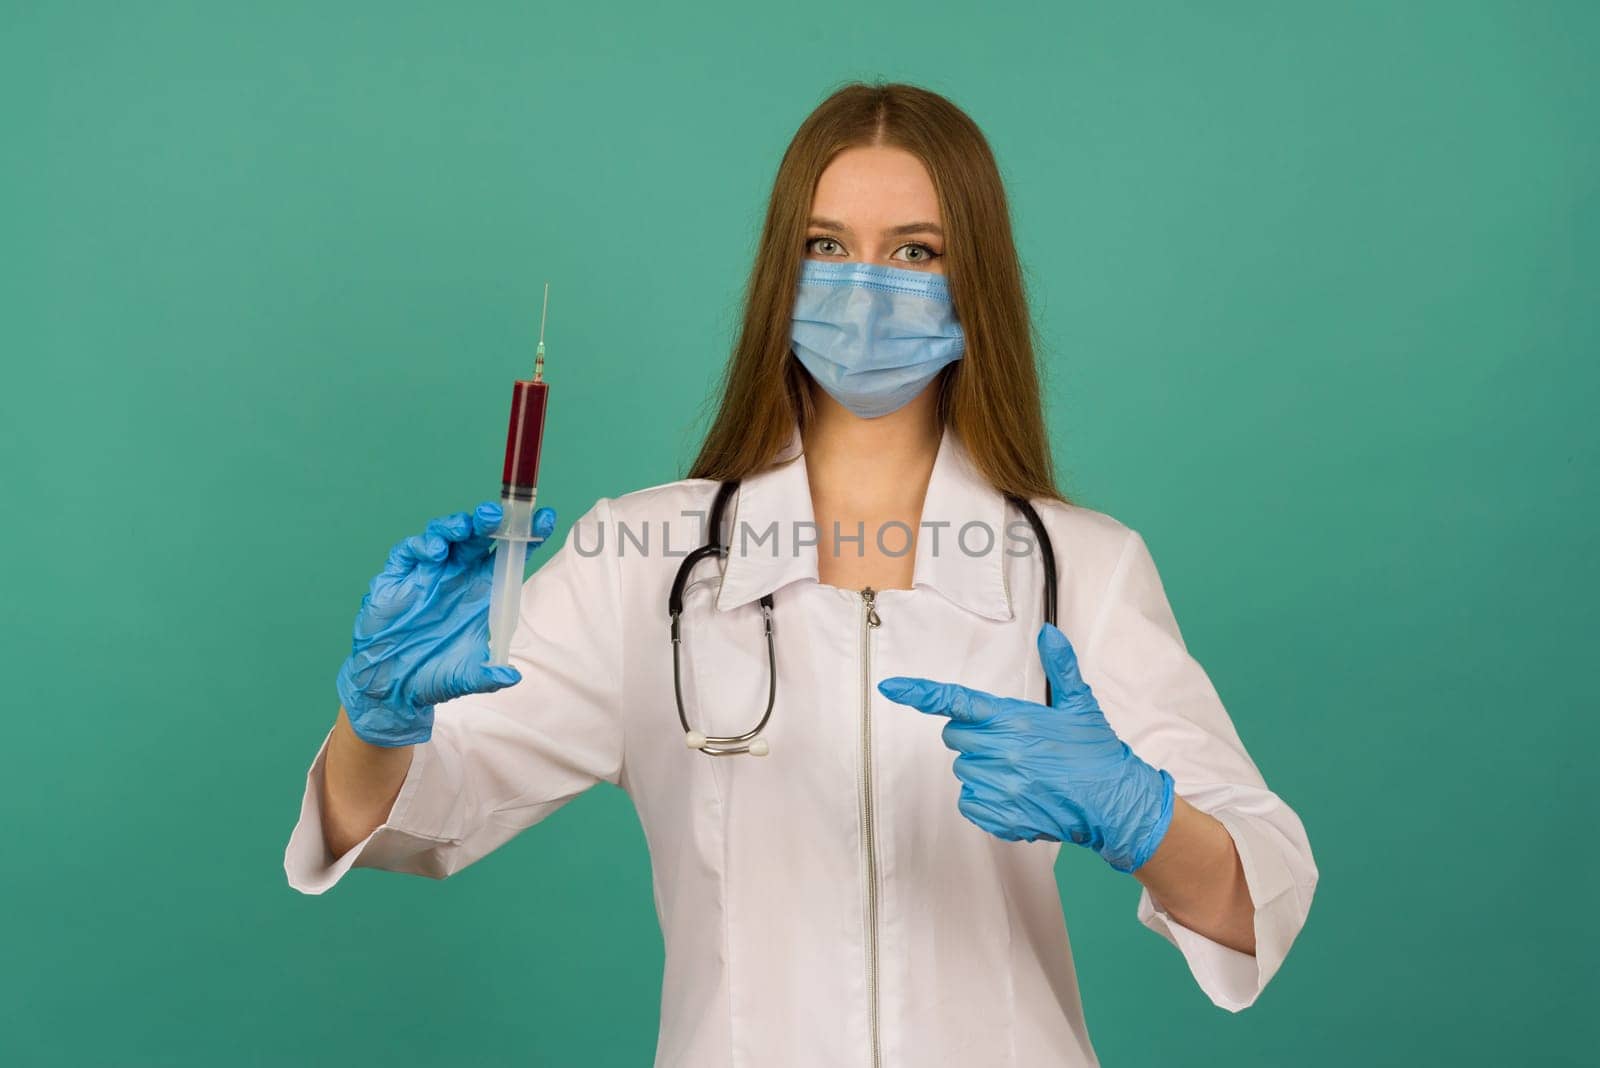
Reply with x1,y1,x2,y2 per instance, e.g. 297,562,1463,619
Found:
487,283,552,667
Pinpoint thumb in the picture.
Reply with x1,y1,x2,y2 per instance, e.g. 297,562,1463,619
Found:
479,664,523,691
531,507,558,544
1037,623,1089,709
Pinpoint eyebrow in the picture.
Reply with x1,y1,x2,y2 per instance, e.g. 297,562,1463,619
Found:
807,216,945,238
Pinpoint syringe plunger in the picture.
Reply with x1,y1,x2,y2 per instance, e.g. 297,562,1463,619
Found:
487,496,537,666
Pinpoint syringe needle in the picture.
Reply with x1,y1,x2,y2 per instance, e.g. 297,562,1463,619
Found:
533,281,550,382
537,281,550,346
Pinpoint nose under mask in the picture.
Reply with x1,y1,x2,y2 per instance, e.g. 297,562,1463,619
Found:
789,259,965,419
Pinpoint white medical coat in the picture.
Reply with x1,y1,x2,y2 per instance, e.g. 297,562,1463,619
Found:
284,427,1318,1067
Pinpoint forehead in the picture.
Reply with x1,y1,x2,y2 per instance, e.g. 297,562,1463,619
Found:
810,146,940,224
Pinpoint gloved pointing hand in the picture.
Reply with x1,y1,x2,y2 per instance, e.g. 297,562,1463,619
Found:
336,501,557,747
877,622,1175,873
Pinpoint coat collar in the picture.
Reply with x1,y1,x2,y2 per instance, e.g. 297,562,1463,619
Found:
713,424,1015,621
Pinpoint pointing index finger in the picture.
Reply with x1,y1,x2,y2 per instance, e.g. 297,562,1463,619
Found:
877,677,998,724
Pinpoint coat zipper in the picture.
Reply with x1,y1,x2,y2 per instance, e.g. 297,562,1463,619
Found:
858,586,883,1068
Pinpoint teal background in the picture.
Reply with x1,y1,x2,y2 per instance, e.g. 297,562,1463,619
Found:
3,1,1595,1064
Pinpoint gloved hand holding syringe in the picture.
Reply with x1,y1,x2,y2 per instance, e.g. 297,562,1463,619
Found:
334,284,558,747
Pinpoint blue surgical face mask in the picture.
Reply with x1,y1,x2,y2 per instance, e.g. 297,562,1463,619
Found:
789,259,965,419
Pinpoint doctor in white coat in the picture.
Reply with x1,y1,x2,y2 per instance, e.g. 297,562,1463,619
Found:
285,81,1318,1067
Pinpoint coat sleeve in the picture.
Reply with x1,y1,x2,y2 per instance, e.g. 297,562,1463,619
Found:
1078,527,1318,1011
283,497,626,894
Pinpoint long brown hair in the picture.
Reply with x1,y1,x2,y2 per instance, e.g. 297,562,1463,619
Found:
688,81,1064,503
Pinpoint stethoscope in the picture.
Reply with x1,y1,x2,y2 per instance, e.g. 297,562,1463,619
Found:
668,479,1059,756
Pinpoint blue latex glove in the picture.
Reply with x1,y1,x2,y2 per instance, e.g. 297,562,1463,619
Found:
336,501,557,747
878,622,1176,873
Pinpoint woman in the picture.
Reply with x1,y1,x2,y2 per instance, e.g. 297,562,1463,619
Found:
285,82,1317,1066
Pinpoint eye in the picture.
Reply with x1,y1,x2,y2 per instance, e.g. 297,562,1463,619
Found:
805,236,845,257
892,242,943,264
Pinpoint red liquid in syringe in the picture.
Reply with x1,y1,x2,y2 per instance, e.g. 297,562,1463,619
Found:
501,281,552,503
501,377,548,501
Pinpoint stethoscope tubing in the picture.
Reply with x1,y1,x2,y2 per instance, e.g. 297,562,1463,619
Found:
669,479,1058,755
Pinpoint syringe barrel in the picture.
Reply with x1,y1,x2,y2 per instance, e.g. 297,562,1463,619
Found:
486,531,528,666
501,379,549,500
494,494,539,542
487,494,538,665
